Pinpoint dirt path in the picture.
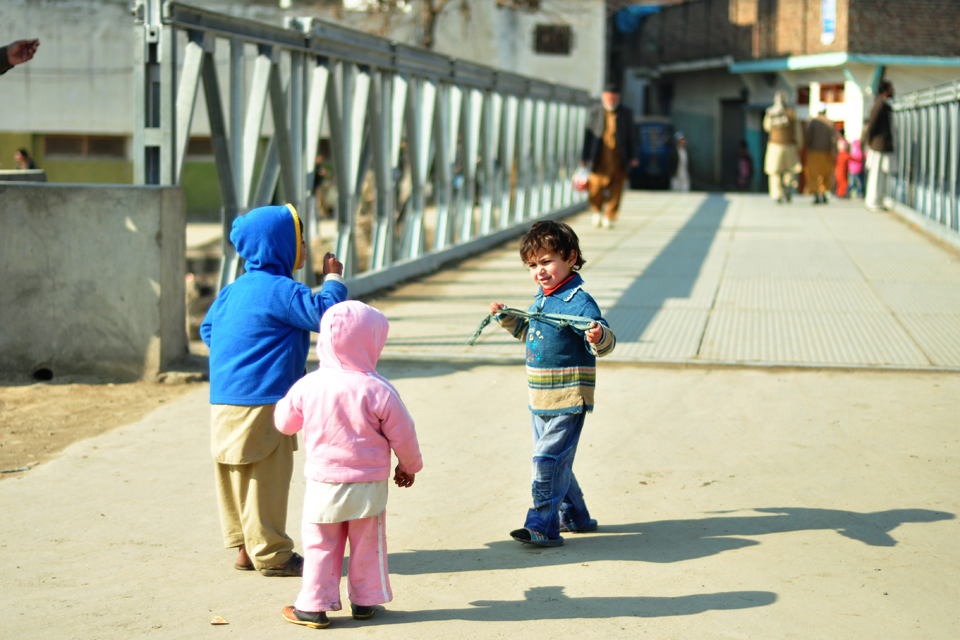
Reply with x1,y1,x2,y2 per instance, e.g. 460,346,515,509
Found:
0,379,200,477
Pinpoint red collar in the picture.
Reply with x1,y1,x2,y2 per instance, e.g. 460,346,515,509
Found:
542,274,575,297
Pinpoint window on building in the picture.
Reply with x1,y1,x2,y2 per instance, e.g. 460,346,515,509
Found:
186,137,215,159
534,24,572,55
820,83,845,103
44,135,127,159
796,86,810,105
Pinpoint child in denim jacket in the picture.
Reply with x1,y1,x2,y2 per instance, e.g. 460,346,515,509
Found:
489,220,616,546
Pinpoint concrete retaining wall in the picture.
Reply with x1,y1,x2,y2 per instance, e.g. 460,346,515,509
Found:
0,183,186,380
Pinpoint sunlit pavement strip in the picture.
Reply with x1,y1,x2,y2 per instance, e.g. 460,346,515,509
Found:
369,193,960,369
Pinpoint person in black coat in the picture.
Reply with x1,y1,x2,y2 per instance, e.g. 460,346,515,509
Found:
863,80,895,211
580,83,638,229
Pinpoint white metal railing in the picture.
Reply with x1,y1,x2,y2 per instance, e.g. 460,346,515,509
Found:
891,80,960,235
133,1,591,295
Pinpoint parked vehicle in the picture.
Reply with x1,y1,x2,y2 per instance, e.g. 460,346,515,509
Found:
630,116,674,190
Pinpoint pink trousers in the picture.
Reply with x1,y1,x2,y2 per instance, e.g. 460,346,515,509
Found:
295,514,392,612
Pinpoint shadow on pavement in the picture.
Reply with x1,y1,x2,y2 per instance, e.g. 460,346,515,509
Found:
374,358,523,380
389,507,954,576
605,193,729,343
370,586,776,625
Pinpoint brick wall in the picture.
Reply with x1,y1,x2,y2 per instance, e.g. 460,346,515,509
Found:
636,0,753,66
848,0,960,55
630,0,960,66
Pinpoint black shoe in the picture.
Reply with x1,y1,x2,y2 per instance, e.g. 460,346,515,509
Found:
282,606,330,629
351,603,379,620
510,527,564,547
260,552,304,577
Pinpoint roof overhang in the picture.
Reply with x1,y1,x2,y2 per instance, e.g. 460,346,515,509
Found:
658,56,735,74
730,53,960,74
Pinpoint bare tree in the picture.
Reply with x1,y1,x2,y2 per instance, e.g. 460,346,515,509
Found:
306,0,544,50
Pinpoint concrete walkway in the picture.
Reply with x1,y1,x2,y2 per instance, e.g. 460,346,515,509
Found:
374,193,960,368
2,193,959,639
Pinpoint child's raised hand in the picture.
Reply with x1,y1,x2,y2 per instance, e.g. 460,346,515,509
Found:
323,252,343,276
585,322,604,344
394,464,415,488
490,302,505,314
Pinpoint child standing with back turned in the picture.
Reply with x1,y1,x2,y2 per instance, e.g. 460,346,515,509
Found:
200,204,347,576
490,220,616,547
274,301,423,628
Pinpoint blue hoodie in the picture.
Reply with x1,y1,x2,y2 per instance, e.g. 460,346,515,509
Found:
200,204,348,405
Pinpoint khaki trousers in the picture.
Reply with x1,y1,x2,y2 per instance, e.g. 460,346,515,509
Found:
768,172,794,200
588,171,626,220
215,435,296,569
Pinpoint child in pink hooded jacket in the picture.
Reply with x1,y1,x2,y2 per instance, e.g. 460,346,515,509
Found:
274,301,423,629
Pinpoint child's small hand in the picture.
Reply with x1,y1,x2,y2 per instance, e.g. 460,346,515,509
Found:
585,322,604,344
490,302,505,314
394,464,415,488
323,252,343,276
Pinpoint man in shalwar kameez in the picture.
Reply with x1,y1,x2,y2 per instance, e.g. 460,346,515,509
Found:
581,84,639,229
763,91,803,204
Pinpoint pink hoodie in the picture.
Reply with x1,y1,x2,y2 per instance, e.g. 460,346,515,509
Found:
274,301,423,483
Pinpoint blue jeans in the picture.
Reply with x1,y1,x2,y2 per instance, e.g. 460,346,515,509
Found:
524,412,592,538
850,172,864,198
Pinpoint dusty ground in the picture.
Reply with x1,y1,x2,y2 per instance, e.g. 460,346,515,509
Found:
0,379,200,477
1,362,958,639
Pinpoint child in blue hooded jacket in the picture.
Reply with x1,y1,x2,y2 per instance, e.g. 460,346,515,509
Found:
200,204,347,576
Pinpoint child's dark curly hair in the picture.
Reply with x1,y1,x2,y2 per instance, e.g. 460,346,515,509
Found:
519,220,586,271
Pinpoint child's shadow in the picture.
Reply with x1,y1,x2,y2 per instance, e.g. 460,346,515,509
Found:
388,507,954,576
360,586,776,625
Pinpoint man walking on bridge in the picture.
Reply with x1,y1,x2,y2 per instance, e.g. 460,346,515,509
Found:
864,81,896,212
581,83,638,229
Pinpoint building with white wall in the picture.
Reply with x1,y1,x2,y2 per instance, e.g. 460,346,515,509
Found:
0,0,605,210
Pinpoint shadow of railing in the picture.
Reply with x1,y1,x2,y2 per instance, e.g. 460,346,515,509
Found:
605,194,730,343
388,507,953,576
370,586,776,625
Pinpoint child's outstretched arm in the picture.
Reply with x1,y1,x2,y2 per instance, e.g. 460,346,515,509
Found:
580,298,616,357
585,321,616,357
490,302,528,341
282,256,348,332
273,381,306,435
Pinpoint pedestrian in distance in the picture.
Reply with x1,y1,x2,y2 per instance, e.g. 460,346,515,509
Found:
835,131,851,198
763,91,803,204
804,107,838,205
581,83,639,229
668,131,691,192
0,39,39,75
274,301,422,629
14,148,37,170
849,125,866,199
864,81,896,212
200,204,348,578
736,139,755,191
489,220,617,547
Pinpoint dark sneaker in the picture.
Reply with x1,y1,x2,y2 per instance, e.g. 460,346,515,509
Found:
560,518,598,534
510,527,564,547
351,603,379,620
282,605,330,629
261,552,304,577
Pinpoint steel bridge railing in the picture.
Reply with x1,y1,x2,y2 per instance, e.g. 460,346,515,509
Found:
890,80,960,236
133,1,591,296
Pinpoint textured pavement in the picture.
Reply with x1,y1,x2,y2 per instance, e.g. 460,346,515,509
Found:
372,193,960,369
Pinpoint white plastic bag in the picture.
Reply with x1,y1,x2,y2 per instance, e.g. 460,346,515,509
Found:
572,165,590,192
